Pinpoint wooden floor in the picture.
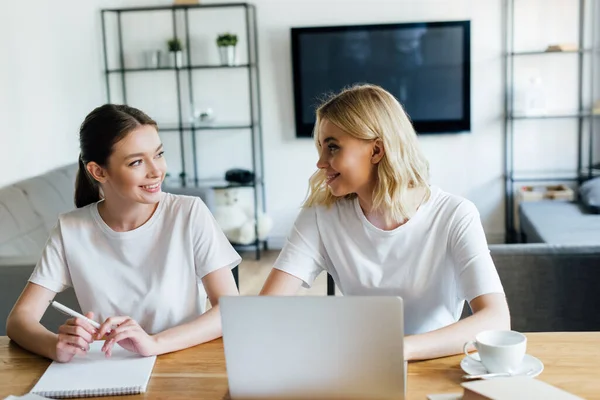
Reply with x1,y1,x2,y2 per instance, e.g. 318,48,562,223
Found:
237,250,328,296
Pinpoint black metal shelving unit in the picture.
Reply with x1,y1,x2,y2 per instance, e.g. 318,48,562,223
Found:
503,0,599,243
100,3,267,261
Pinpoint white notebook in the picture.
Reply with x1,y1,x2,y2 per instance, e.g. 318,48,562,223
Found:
30,341,156,398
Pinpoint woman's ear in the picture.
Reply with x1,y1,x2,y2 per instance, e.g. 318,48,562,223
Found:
371,139,385,164
86,162,107,184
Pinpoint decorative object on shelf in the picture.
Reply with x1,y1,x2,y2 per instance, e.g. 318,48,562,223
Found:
518,184,574,202
213,187,273,245
174,0,199,4
521,75,547,116
192,105,215,124
593,100,600,115
168,38,184,68
225,168,255,185
144,50,162,68
198,108,215,123
216,33,238,66
545,43,578,52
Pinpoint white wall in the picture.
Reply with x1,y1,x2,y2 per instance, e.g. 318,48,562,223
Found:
0,0,169,188
0,1,106,187
2,0,587,245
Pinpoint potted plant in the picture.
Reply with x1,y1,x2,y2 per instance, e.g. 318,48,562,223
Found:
216,33,238,66
167,38,184,68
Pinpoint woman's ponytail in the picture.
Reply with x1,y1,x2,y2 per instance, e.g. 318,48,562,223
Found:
74,156,100,208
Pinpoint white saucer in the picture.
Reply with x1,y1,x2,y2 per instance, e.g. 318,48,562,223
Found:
460,352,544,379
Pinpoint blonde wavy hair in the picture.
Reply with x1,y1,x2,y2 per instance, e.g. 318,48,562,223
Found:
303,84,431,223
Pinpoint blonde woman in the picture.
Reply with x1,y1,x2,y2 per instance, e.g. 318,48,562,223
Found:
260,84,510,361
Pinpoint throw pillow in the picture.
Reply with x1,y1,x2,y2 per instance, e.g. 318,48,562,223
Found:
579,177,600,213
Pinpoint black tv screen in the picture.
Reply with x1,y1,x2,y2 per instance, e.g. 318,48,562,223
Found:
291,20,471,137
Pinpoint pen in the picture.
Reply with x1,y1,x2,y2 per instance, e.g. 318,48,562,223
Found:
49,300,102,330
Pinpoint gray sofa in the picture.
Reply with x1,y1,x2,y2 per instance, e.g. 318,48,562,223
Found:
486,244,600,332
0,163,81,335
0,163,215,335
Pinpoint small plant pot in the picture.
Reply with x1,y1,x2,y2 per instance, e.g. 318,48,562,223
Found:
219,45,236,66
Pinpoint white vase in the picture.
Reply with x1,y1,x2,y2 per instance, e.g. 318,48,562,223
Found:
219,46,236,66
144,50,161,69
171,51,183,68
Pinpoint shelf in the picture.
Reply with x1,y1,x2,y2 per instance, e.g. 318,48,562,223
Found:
507,48,594,56
502,1,597,239
160,123,254,132
164,177,263,190
507,112,595,120
590,163,600,170
198,178,263,189
102,2,265,260
231,240,267,252
580,167,600,176
508,170,582,182
509,176,580,183
106,64,251,73
102,3,251,12
509,169,600,183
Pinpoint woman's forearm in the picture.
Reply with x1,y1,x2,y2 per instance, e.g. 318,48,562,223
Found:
152,305,223,355
149,267,239,355
405,300,510,361
6,312,59,360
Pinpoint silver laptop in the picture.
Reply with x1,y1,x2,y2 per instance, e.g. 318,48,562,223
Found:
220,296,405,400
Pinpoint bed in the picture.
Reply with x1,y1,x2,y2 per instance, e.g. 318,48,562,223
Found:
519,201,600,245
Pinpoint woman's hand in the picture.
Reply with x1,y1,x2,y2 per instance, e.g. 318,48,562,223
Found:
96,316,158,357
55,312,97,363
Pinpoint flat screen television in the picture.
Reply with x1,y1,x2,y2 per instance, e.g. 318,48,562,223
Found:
291,20,471,137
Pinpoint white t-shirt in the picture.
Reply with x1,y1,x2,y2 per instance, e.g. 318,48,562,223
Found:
30,193,241,334
273,186,504,335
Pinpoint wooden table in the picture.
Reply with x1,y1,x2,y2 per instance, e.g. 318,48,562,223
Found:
1,332,598,400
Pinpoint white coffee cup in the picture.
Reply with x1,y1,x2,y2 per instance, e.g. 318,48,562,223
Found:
463,330,527,374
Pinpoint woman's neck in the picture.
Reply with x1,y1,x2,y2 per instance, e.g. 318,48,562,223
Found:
357,186,426,231
97,197,159,232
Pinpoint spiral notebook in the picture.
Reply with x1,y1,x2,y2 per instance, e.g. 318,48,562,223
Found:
4,395,51,400
30,341,156,398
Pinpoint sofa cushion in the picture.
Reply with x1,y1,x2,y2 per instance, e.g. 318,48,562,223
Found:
579,177,600,213
13,164,77,232
0,163,77,257
0,186,47,257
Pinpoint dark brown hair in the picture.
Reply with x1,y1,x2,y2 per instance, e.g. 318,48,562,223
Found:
75,104,157,208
